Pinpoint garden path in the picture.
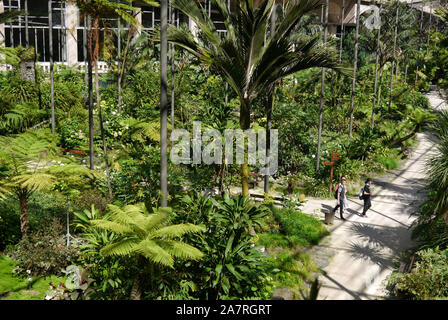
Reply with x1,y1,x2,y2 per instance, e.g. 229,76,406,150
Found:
299,90,447,300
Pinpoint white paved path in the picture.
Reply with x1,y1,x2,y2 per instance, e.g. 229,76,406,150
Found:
300,91,447,300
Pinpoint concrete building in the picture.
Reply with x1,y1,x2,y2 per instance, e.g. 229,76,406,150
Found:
0,0,441,72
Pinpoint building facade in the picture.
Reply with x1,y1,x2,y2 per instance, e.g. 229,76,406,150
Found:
0,0,438,71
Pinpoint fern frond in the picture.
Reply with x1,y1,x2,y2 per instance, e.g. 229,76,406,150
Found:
150,223,205,239
135,239,174,267
100,238,139,256
13,172,56,192
90,219,134,235
159,240,204,261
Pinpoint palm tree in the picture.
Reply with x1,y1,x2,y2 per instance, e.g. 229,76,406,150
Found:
371,0,383,129
427,110,448,224
316,0,328,171
348,0,361,138
48,0,55,134
90,203,204,299
264,1,277,193
74,0,157,197
387,1,399,113
169,0,347,195
387,107,436,147
160,0,168,206
339,0,345,63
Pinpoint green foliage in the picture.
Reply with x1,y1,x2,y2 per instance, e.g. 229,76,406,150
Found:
0,201,21,251
389,247,448,300
0,72,39,106
265,249,318,295
6,218,81,277
0,255,65,300
173,192,272,299
262,207,329,248
45,265,95,300
90,203,204,268
376,155,399,170
59,119,86,150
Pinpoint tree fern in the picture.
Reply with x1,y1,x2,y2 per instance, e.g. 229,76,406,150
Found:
0,129,102,234
90,204,204,268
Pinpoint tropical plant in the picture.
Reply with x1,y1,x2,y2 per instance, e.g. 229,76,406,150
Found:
89,203,204,300
168,0,347,195
73,0,157,182
6,218,81,276
175,192,271,299
0,130,100,235
389,247,448,299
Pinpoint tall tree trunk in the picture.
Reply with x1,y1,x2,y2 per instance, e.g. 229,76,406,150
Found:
264,2,276,194
129,256,146,300
19,191,29,236
339,0,345,63
316,0,329,171
117,16,122,114
426,3,433,56
170,6,176,129
415,7,424,86
24,0,28,48
371,0,383,129
49,0,55,134
87,19,94,170
160,0,168,207
348,0,361,138
388,3,399,113
240,100,251,196
95,56,113,199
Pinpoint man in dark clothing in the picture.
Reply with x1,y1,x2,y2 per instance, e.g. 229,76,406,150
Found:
333,176,347,220
362,178,372,217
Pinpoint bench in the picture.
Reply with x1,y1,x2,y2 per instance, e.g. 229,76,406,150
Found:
60,148,87,161
248,172,263,188
398,255,415,274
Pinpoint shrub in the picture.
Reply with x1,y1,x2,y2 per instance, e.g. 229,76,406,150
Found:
376,155,399,170
389,247,448,299
174,192,273,300
6,218,81,277
0,201,21,251
271,208,329,247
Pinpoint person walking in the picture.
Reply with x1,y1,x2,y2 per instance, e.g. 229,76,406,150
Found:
333,176,347,220
361,178,372,217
